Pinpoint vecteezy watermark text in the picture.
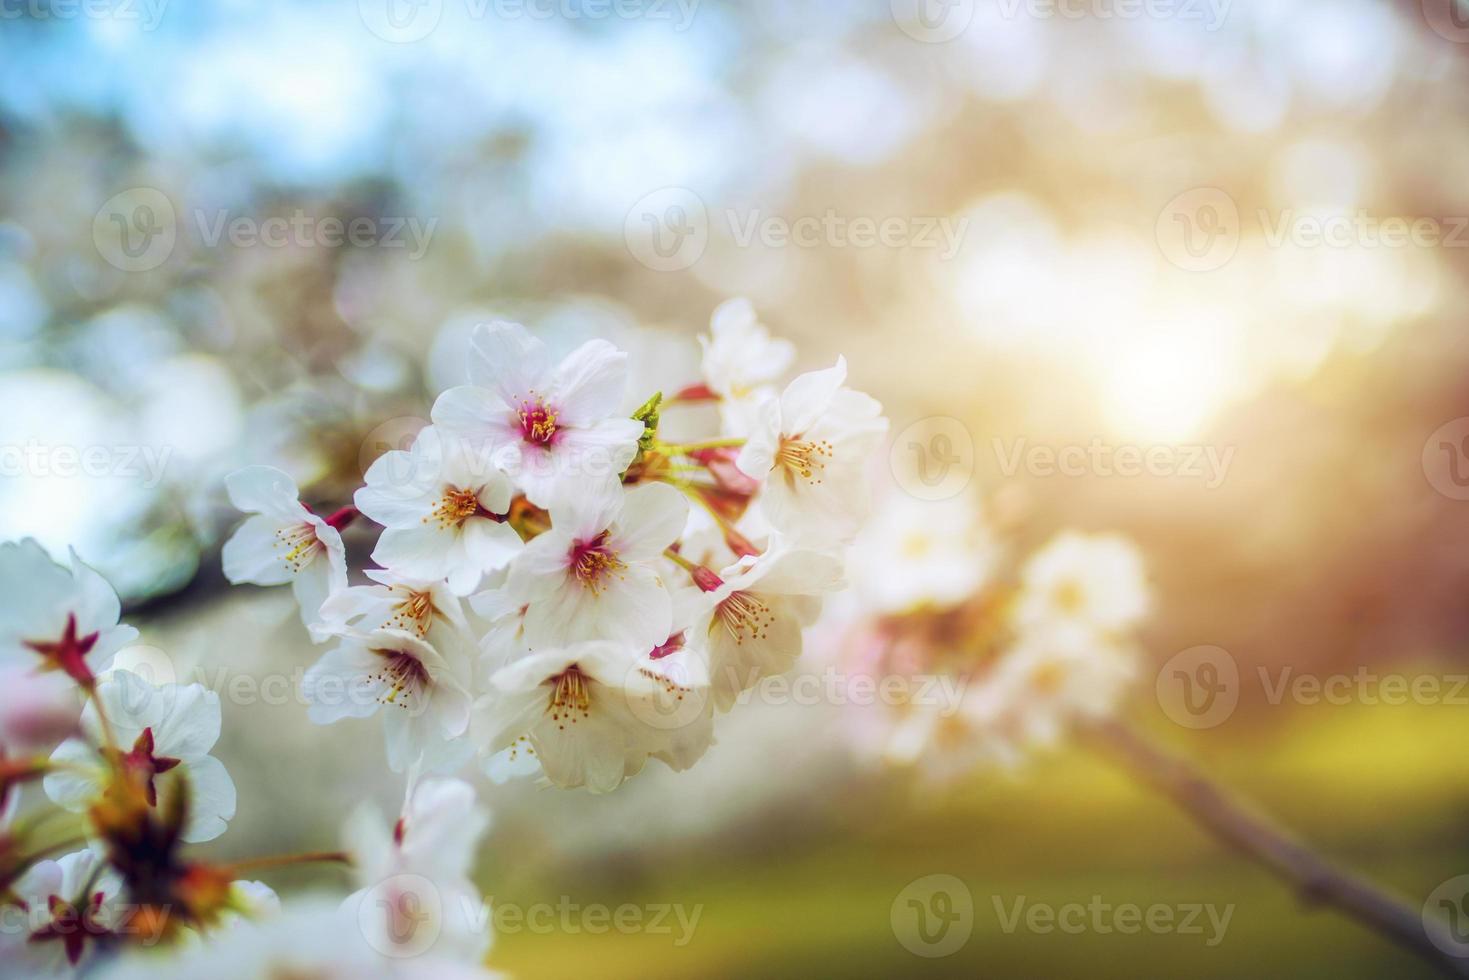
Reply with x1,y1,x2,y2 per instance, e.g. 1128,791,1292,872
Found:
358,0,700,43
624,188,969,272
0,442,173,490
93,188,437,272
991,895,1233,945
0,0,168,29
993,438,1234,488
1157,187,1469,272
471,897,702,946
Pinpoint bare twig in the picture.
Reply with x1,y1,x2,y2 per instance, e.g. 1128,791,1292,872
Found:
1085,718,1469,978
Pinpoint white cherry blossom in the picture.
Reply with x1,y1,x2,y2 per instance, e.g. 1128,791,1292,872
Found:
986,622,1138,748
1014,531,1150,634
301,628,473,773
736,357,888,548
221,466,349,632
3,849,125,974
854,492,999,614
507,482,687,653
312,567,468,649
342,776,492,966
699,297,795,436
354,427,523,596
44,670,237,843
0,538,138,685
94,897,505,980
432,321,644,509
473,641,687,793
686,545,845,711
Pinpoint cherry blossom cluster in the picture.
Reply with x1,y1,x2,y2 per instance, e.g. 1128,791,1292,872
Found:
0,541,509,977
221,300,889,792
844,494,1151,778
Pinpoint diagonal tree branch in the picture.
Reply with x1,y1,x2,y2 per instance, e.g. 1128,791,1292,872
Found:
1086,718,1469,978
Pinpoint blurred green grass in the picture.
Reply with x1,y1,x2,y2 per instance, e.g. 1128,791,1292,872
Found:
488,700,1469,979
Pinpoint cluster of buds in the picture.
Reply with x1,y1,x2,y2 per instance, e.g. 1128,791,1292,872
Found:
222,298,889,793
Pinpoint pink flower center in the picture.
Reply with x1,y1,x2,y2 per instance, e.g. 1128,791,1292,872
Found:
569,532,625,593
518,399,559,446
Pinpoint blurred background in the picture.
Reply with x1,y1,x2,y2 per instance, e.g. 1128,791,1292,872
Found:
3,0,1469,975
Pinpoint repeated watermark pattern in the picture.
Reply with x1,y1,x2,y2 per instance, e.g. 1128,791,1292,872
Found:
1157,187,1469,273
1423,418,1469,501
1157,646,1469,729
890,0,1231,43
991,895,1233,945
0,442,172,489
892,875,975,957
890,417,976,502
993,437,1234,488
624,187,969,272
92,188,437,272
0,0,168,29
358,0,700,42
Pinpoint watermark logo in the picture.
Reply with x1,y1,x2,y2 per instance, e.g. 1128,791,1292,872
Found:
1156,645,1239,729
890,0,975,43
625,187,709,272
1423,418,1469,501
359,416,431,480
892,874,973,957
1156,187,1240,273
891,416,975,501
1422,0,1469,43
359,0,444,42
93,188,176,273
1424,875,1469,957
358,874,443,958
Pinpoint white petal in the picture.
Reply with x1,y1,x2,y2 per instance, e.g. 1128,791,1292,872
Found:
152,683,222,758
467,320,550,404
43,737,102,812
588,568,673,652
430,386,516,454
221,515,295,586
610,482,689,562
302,641,383,724
371,525,461,584
290,558,338,631
179,754,236,843
460,519,524,578
734,397,782,478
779,357,847,436
549,339,627,426
225,465,302,518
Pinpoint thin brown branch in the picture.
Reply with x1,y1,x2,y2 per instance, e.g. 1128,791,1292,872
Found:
1086,718,1469,978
